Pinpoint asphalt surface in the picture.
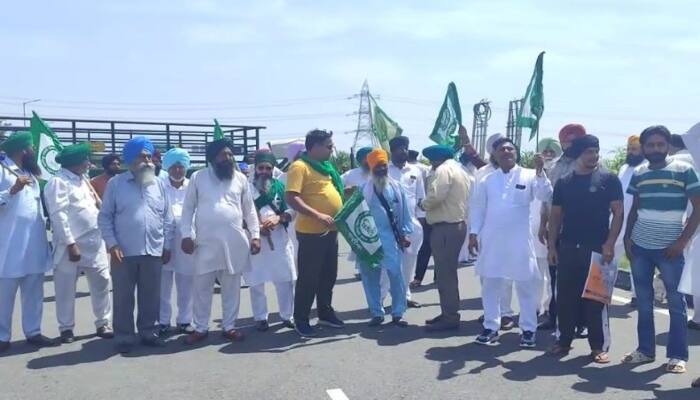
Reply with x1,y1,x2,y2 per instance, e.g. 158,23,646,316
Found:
1,240,699,400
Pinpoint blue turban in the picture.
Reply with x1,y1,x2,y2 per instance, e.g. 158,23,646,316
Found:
163,148,191,171
422,145,454,162
356,146,373,163
123,136,155,165
238,162,249,172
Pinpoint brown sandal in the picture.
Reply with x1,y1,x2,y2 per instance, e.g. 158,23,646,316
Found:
591,350,610,364
223,329,245,342
548,343,572,356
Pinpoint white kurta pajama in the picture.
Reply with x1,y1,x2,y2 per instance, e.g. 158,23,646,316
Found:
245,184,296,323
44,169,111,333
470,166,553,333
0,159,52,342
380,163,425,303
181,168,260,333
160,178,195,327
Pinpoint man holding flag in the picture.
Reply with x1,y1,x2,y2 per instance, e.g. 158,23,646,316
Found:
285,129,344,337
0,131,55,352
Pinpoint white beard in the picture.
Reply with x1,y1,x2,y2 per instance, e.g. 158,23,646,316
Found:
372,175,388,192
134,163,156,186
254,175,272,193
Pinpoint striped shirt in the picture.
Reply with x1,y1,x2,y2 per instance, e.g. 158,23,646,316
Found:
627,159,700,249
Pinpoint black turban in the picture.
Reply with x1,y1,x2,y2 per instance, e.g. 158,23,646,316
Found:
569,134,600,159
389,135,409,150
206,138,235,163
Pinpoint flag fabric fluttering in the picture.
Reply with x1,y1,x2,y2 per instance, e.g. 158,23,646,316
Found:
213,118,225,140
429,82,462,147
516,51,545,142
334,190,384,268
370,95,403,151
30,111,63,180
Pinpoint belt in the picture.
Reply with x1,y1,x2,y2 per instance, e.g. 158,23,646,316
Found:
431,221,464,227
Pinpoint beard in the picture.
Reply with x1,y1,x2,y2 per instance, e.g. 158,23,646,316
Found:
155,165,162,176
133,162,156,186
214,160,235,180
170,175,185,183
626,153,645,166
372,174,388,192
253,173,273,193
22,153,41,176
645,152,667,164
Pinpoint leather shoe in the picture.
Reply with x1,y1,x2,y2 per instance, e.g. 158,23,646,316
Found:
392,317,408,327
185,331,208,345
537,320,556,331
96,326,114,339
256,320,269,332
26,334,59,347
425,315,443,325
223,329,245,342
368,316,384,327
425,321,459,332
60,330,75,344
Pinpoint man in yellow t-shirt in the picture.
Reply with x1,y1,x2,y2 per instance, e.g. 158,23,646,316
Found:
285,129,344,337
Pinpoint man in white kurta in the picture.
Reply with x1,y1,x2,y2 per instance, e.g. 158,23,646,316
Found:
469,138,552,347
246,153,297,331
44,143,113,343
0,132,55,352
382,136,425,309
342,146,372,277
180,139,261,344
158,148,196,335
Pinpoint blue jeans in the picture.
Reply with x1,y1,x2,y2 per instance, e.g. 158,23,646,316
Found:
630,245,688,361
360,263,406,318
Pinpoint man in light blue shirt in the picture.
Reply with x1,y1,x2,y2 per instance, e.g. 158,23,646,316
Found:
98,136,174,353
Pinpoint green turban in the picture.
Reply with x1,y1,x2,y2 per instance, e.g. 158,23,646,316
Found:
254,151,277,167
422,145,454,162
0,131,33,155
537,138,562,157
56,143,91,168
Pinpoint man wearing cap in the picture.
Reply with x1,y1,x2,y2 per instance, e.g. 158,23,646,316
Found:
382,136,425,309
246,152,297,332
622,126,700,374
98,136,175,353
180,138,261,344
342,146,372,198
537,123,590,332
0,131,55,352
45,143,113,344
158,148,195,336
90,154,121,199
360,149,413,326
419,144,470,331
547,135,623,363
469,138,551,347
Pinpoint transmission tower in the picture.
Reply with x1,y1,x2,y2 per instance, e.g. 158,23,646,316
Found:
506,99,523,148
471,99,492,157
350,80,378,151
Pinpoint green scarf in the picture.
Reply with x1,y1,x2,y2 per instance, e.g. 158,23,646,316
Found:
254,178,288,213
300,152,344,200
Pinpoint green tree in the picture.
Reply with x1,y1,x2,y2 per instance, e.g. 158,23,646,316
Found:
331,150,351,174
605,147,626,175
519,150,535,169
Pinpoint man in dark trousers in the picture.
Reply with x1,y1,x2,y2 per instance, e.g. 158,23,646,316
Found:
547,135,624,364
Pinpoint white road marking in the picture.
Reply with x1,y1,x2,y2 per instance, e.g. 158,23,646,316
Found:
611,294,670,316
326,388,350,400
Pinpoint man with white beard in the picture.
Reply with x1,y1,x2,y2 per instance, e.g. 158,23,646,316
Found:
469,138,552,347
45,143,113,343
359,149,413,327
98,136,174,353
158,148,196,336
180,138,261,344
246,152,296,332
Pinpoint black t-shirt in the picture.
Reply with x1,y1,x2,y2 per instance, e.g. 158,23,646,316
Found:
552,171,623,250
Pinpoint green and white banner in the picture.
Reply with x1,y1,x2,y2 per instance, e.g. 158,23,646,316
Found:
370,95,402,152
516,51,545,141
334,190,384,268
429,82,462,147
30,111,63,180
213,118,225,140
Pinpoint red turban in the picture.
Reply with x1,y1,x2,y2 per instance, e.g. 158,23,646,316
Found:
558,124,587,143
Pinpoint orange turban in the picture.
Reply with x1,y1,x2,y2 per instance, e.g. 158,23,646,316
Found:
366,148,388,170
628,135,640,146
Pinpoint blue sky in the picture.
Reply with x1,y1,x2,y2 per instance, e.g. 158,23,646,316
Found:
2,0,699,156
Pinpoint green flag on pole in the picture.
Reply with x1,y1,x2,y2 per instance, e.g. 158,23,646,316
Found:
30,111,63,180
334,190,384,268
429,82,462,147
213,119,224,140
370,95,403,151
516,51,545,141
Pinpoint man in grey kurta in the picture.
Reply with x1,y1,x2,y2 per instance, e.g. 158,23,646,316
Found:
98,136,174,353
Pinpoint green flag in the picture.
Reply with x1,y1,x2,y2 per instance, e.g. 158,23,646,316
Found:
334,190,384,268
429,82,462,147
30,112,63,179
213,119,224,140
370,96,402,151
516,51,545,141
